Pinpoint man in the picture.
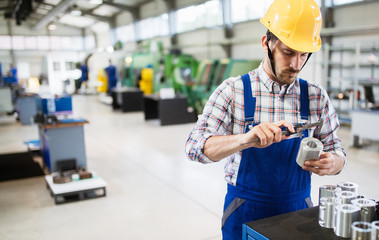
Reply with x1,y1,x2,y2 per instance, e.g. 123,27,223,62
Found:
105,60,117,95
8,63,18,83
185,0,346,239
79,63,89,91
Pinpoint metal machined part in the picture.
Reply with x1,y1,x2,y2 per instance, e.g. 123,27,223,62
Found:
296,137,323,167
351,198,376,222
338,182,359,193
334,204,360,238
319,185,342,201
351,222,372,240
336,191,359,204
319,197,338,228
371,221,379,240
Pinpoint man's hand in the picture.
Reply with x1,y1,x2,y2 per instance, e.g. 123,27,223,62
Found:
302,152,345,176
241,120,295,148
204,120,295,162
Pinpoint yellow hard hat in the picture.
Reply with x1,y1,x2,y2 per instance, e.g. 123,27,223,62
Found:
260,0,322,53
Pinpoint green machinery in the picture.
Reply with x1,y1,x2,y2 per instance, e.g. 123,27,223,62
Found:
121,42,261,115
122,49,198,95
189,58,261,114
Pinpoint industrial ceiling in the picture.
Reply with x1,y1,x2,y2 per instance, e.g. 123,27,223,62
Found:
0,0,151,30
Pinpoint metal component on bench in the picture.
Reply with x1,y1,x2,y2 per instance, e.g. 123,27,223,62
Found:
52,175,71,184
351,198,376,222
351,222,372,240
336,191,359,204
319,185,341,201
338,181,359,193
295,137,323,167
372,221,379,240
334,204,360,238
319,197,339,228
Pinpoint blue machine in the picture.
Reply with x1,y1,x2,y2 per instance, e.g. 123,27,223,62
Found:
40,96,73,115
16,94,39,125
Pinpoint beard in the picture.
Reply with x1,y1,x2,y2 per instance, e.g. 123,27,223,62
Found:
276,67,300,85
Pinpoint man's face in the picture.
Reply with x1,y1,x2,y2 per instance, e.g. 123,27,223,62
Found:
269,39,309,85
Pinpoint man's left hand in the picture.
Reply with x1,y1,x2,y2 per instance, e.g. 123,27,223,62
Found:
302,152,344,176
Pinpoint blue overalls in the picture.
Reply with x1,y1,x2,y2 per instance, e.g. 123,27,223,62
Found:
221,74,313,240
105,65,117,94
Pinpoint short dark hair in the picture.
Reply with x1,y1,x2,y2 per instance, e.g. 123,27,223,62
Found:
266,30,278,44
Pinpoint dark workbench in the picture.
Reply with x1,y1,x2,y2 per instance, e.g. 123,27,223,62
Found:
243,207,347,240
143,94,197,126
111,87,143,112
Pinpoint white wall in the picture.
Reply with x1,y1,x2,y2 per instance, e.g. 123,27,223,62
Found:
175,0,207,9
140,1,167,18
116,12,134,26
333,1,379,29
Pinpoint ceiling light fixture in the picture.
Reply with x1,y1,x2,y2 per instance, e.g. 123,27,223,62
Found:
89,0,103,4
48,24,57,30
70,5,82,16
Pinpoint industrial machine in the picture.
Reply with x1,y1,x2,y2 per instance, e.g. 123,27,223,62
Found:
122,42,199,97
191,59,261,114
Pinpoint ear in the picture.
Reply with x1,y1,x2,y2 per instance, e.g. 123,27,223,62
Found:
262,35,268,54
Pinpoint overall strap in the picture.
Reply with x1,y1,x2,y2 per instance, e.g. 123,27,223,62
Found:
241,74,256,124
299,79,309,121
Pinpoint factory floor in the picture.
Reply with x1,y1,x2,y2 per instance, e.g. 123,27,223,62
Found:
0,94,378,240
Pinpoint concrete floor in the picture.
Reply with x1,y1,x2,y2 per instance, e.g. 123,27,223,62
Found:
0,94,378,240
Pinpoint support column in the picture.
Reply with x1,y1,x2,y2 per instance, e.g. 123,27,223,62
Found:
220,0,233,58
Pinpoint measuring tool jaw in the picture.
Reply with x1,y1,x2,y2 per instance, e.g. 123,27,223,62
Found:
242,119,323,145
282,119,324,138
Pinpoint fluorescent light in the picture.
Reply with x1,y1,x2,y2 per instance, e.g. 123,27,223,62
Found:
70,9,82,16
89,0,103,4
48,24,57,30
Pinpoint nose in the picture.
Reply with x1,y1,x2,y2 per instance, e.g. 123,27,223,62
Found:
290,55,302,70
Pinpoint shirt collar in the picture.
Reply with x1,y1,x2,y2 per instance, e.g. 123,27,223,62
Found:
257,62,298,95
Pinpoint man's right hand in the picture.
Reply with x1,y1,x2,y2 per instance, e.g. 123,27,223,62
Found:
241,120,295,148
204,120,295,162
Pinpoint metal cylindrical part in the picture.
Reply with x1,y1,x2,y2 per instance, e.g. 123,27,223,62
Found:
372,221,379,240
351,198,376,222
319,197,338,228
336,190,359,204
319,185,342,200
351,222,372,240
296,137,323,167
338,181,359,193
334,204,360,238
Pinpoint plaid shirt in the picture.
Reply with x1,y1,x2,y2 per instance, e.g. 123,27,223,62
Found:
185,63,346,186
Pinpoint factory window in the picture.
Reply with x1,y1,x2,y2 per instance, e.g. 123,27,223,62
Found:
53,62,61,71
0,36,11,49
37,36,50,50
25,37,37,49
71,37,84,50
50,36,61,50
176,0,222,33
333,0,363,5
139,14,169,40
65,62,76,71
231,0,325,23
61,37,74,50
84,35,96,50
116,24,135,43
231,0,273,23
12,36,25,50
